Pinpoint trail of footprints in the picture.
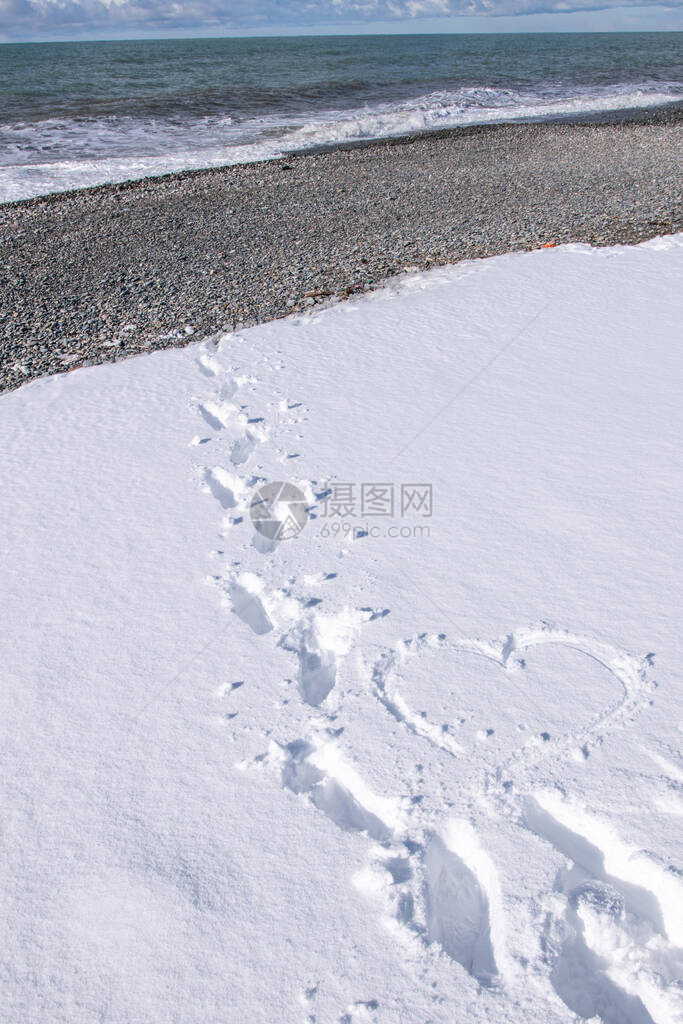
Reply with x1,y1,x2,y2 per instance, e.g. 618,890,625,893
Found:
192,343,311,549
192,339,681,1023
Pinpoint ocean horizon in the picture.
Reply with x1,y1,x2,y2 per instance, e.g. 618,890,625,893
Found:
1,31,682,201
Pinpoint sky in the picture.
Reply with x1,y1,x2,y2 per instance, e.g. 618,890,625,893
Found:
0,0,681,42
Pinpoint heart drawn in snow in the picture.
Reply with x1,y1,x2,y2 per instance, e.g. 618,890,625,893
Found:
371,625,654,767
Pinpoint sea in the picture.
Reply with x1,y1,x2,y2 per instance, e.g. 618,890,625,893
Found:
1,32,681,202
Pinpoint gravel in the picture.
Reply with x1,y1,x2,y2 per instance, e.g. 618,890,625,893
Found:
1,104,681,393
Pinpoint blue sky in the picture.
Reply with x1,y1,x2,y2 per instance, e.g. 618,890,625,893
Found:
0,0,681,42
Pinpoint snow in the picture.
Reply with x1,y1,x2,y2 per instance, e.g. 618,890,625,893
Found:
1,236,682,1023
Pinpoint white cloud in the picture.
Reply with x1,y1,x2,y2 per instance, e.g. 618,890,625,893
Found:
0,0,680,39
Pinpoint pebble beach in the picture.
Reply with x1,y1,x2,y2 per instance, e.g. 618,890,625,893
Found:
1,104,681,393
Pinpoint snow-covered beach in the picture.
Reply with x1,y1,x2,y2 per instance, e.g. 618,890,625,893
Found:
1,235,682,1022
2,106,681,394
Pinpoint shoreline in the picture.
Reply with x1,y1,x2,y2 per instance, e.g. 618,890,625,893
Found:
298,97,683,157
1,103,681,393
2,100,681,213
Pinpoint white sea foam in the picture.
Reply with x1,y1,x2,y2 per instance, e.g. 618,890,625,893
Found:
0,82,680,203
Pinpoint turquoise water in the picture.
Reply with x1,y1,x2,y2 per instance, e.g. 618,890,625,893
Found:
1,32,681,200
